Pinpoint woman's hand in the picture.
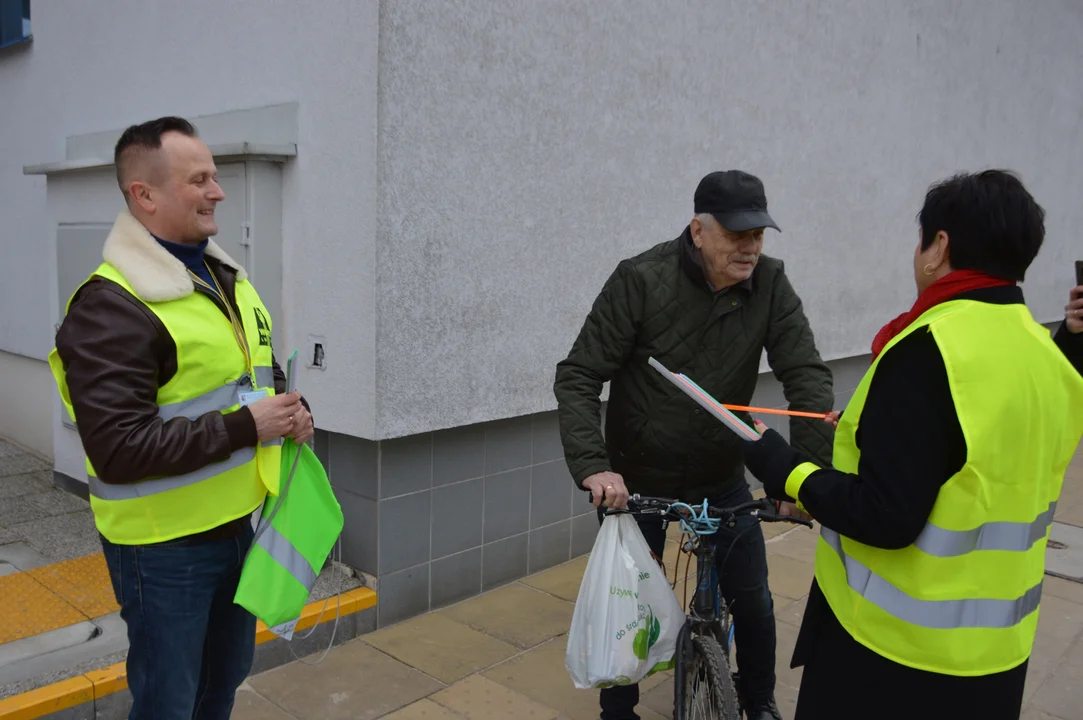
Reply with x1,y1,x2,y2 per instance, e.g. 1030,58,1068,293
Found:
824,411,841,428
744,420,806,500
778,500,814,524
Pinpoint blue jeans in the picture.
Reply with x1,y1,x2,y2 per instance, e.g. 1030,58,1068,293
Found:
597,481,777,720
100,522,257,720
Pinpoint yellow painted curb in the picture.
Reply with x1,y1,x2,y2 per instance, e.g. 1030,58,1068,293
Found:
255,587,376,643
0,676,94,720
0,587,377,719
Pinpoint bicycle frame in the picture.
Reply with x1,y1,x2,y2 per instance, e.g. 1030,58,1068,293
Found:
672,516,737,712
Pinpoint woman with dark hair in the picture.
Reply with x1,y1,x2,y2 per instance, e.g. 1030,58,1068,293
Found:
742,169,1083,719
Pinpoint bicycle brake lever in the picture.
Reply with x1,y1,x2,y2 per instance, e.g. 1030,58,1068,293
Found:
753,507,814,528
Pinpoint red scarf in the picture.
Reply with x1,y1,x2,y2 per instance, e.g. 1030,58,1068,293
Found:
871,270,1014,360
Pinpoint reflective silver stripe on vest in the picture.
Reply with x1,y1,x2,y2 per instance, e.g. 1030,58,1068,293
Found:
89,446,256,500
158,366,277,422
88,366,278,501
256,523,317,590
821,527,1042,629
913,502,1057,557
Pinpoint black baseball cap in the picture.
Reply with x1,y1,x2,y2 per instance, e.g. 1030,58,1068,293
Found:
694,170,780,233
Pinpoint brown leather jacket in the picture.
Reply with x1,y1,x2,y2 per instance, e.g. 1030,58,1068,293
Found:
54,213,305,495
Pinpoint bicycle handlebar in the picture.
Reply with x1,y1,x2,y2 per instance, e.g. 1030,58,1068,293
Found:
602,494,814,528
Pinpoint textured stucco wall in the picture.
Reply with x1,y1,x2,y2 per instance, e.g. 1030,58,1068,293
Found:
374,0,1083,438
3,1,1081,443
0,0,380,437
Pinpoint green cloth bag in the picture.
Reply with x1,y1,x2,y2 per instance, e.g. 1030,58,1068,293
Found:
234,437,344,630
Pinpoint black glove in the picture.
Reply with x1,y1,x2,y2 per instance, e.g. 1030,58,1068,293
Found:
740,428,808,502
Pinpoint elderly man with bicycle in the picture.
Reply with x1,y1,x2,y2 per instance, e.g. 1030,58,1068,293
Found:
554,170,834,720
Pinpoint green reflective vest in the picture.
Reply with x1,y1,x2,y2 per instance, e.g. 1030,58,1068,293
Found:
49,261,281,545
787,299,1083,676
235,437,344,630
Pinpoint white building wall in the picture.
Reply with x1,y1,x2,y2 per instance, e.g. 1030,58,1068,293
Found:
373,0,1083,438
1,0,1081,448
0,0,380,447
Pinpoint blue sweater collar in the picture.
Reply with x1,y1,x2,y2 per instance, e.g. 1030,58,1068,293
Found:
153,234,209,273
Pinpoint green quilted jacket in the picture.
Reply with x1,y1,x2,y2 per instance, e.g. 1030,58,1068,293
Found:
554,228,835,501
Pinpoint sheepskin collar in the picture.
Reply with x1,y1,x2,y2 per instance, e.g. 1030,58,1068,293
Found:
101,209,247,303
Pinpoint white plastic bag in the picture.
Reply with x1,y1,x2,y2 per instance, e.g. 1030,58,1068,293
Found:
565,513,685,689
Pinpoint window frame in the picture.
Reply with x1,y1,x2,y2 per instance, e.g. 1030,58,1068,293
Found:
0,0,32,52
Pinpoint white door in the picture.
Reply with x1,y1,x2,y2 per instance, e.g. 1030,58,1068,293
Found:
212,163,249,272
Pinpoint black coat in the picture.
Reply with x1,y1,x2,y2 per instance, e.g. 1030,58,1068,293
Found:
554,228,834,501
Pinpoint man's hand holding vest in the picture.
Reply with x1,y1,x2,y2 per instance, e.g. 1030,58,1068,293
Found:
287,406,314,445
249,392,304,443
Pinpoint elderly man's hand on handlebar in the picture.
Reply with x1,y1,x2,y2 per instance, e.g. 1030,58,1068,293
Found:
582,471,630,509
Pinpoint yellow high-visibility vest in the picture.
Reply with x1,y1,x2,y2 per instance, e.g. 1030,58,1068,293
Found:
786,299,1083,676
49,262,281,545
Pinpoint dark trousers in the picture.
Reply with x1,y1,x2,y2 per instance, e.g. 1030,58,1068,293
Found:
793,582,1027,720
597,481,776,720
100,521,257,720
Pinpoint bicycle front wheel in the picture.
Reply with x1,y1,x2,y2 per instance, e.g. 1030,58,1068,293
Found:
680,634,740,720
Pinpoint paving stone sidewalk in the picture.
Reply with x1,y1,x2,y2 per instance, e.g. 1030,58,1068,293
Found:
233,451,1083,720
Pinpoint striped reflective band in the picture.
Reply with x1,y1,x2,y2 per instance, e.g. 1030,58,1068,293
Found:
821,527,1042,629
90,446,256,500
158,366,276,422
256,523,317,590
89,438,281,501
913,502,1057,557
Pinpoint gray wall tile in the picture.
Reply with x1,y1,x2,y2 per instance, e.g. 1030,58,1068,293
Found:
749,370,787,409
379,491,431,574
378,563,430,627
530,460,574,529
832,355,871,396
482,533,528,591
337,490,378,576
329,432,378,500
431,478,483,559
750,355,866,413
528,520,571,574
431,548,482,609
314,429,330,469
484,415,533,474
484,467,530,543
571,512,600,558
433,424,486,487
531,411,564,464
381,433,433,498
572,484,594,517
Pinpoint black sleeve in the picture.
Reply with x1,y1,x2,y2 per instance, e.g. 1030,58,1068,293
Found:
796,327,966,549
1053,321,1083,375
554,261,645,485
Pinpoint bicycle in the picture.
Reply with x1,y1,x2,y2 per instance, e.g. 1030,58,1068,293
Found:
603,494,812,720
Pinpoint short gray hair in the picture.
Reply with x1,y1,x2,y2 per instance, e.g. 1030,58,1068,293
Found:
694,213,718,230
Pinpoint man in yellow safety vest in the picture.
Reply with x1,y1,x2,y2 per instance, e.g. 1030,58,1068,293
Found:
50,116,312,719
